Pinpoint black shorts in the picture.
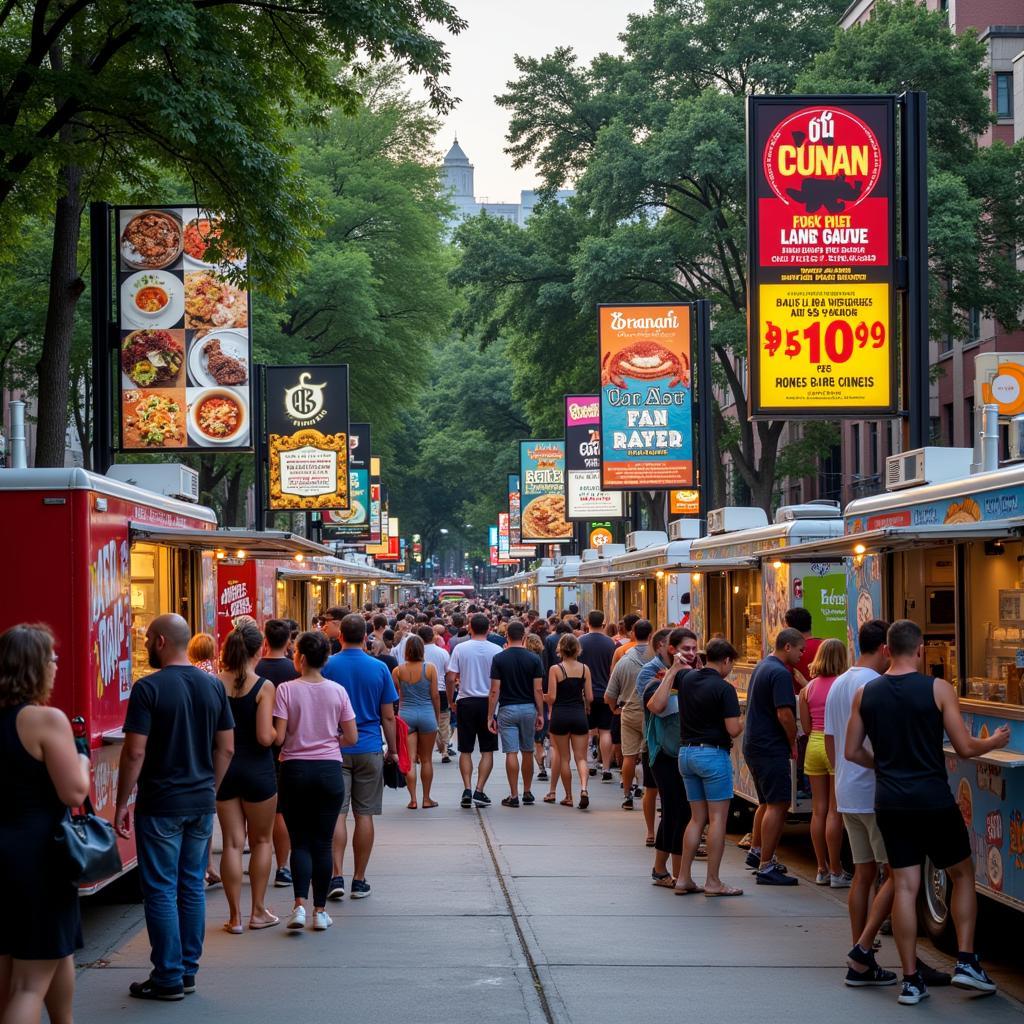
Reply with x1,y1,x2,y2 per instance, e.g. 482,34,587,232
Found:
588,699,613,731
217,760,277,804
641,750,656,789
610,713,622,745
456,696,499,754
549,707,589,736
746,753,792,806
876,804,972,871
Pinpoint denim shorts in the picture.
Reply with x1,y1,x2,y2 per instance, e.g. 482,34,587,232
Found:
678,745,734,803
400,704,437,735
498,703,536,753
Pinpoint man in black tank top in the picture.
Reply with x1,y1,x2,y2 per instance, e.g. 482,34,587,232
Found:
846,619,1009,1005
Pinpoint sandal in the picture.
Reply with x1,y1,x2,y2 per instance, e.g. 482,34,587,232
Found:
223,922,243,934
578,790,589,810
560,797,574,807
673,884,704,895
422,800,438,809
651,872,674,888
407,800,418,809
543,793,557,803
249,913,280,929
704,886,743,897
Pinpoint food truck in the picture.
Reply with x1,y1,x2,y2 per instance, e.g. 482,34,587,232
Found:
0,467,397,890
686,503,848,813
552,556,580,614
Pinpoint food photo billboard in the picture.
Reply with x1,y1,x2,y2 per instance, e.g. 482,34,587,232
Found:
565,395,625,520
519,440,573,543
507,474,522,544
322,422,371,540
747,97,897,417
265,366,350,511
115,206,252,451
598,304,693,490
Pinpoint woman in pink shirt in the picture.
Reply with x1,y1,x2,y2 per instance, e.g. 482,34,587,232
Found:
273,632,357,932
798,638,850,887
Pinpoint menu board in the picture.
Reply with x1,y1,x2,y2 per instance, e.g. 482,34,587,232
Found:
519,440,573,543
115,206,252,451
266,366,350,510
498,512,511,560
565,395,625,520
322,422,371,540
747,97,897,417
489,524,499,566
598,305,693,489
508,474,522,544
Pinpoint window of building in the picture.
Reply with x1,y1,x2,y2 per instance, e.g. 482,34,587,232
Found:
944,403,955,446
851,423,862,476
996,73,1013,120
869,422,880,475
818,444,842,503
939,0,948,10
968,307,981,343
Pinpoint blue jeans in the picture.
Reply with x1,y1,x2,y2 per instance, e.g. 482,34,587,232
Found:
136,813,213,988
678,746,734,803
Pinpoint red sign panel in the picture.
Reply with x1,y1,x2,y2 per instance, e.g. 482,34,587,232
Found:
216,560,258,652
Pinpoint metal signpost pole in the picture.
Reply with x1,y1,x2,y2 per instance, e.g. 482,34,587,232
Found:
252,364,267,530
694,300,714,535
900,92,930,450
89,202,114,474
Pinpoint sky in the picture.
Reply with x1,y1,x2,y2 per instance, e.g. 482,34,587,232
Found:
427,0,648,201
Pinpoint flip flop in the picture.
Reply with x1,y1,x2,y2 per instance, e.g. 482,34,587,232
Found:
422,800,439,808
560,797,574,807
543,793,557,803
223,923,243,934
249,914,280,929
673,885,704,895
407,801,418,809
651,874,675,888
704,887,743,897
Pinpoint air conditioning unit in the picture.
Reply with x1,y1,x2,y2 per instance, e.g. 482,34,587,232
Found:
707,507,769,535
774,501,841,523
106,463,199,503
668,519,702,541
598,543,626,560
1008,416,1024,462
884,447,973,492
581,549,601,562
626,530,668,552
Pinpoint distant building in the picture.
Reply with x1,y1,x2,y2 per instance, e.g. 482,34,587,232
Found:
440,137,573,232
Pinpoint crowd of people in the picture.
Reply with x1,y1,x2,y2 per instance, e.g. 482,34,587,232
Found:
0,595,1010,1021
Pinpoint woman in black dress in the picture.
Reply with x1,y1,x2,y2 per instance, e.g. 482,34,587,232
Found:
215,624,279,932
544,634,593,810
0,624,90,1024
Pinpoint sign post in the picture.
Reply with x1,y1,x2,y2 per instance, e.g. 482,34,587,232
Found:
89,202,115,474
694,300,713,529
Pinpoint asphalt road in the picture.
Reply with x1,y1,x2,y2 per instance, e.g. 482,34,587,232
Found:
75,763,1024,1023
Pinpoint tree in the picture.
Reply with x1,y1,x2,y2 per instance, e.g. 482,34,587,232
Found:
0,0,465,464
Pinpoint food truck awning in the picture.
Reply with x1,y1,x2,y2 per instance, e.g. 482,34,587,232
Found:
129,524,332,558
772,520,1024,562
558,557,757,584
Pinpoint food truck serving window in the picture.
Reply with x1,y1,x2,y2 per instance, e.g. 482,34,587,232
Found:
965,539,1024,706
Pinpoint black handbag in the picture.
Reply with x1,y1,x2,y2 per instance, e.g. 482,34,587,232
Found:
55,798,123,885
382,758,403,790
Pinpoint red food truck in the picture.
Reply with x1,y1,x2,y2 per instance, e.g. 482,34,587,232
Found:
0,467,373,890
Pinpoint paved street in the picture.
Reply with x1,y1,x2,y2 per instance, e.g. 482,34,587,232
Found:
75,764,1024,1024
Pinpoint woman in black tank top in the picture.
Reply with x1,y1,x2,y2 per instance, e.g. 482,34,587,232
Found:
215,625,279,932
544,634,593,809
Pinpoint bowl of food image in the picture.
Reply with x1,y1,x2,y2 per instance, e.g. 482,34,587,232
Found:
188,388,247,445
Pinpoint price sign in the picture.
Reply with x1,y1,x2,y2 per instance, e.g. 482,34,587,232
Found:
747,97,897,418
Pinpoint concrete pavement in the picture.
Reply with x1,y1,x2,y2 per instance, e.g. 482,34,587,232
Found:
75,760,1024,1023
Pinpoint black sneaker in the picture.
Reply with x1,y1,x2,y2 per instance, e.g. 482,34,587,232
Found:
327,875,345,900
522,791,535,805
274,867,292,888
349,878,371,899
473,790,491,807
845,964,897,987
744,849,762,870
182,976,196,995
441,756,451,764
622,796,634,810
755,864,798,886
897,974,928,1005
602,770,613,783
537,769,548,781
460,788,472,808
588,766,597,777
501,795,520,808
916,959,951,987
951,958,996,994
129,980,185,1001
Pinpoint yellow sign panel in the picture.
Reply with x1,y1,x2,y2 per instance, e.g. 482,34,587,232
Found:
670,489,700,515
756,281,891,412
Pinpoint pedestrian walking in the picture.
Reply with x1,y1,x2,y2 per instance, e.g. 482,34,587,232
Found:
273,631,357,932
393,635,440,809
447,613,502,808
488,620,545,807
416,625,452,762
115,614,234,1000
215,623,279,933
544,633,592,808
322,614,398,901
604,619,654,810
846,619,1010,1005
638,629,692,889
579,611,617,781
742,628,803,886
798,637,849,888
524,632,550,782
0,624,90,1024
676,638,744,897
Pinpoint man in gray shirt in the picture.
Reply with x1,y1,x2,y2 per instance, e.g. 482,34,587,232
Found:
604,619,654,810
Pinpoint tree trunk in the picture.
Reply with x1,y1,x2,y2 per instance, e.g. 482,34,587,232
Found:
35,164,85,466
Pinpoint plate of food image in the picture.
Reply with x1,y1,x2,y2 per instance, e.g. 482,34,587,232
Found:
119,270,184,329
187,329,249,387
187,387,248,447
119,210,183,270
184,271,248,331
182,214,246,270
122,389,185,448
121,329,185,388
521,494,573,540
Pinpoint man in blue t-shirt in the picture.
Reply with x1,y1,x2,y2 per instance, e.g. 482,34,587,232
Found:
321,614,398,901
741,628,804,886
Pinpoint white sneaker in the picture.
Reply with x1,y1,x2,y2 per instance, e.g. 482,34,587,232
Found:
286,906,306,929
314,911,332,931
830,871,854,889
815,870,830,885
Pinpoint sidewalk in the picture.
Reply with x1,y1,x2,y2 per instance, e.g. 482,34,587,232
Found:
75,762,1024,1024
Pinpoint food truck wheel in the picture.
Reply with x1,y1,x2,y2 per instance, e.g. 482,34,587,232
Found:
917,858,956,951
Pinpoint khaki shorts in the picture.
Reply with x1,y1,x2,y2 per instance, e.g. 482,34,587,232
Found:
620,704,644,758
842,811,888,865
341,751,384,816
